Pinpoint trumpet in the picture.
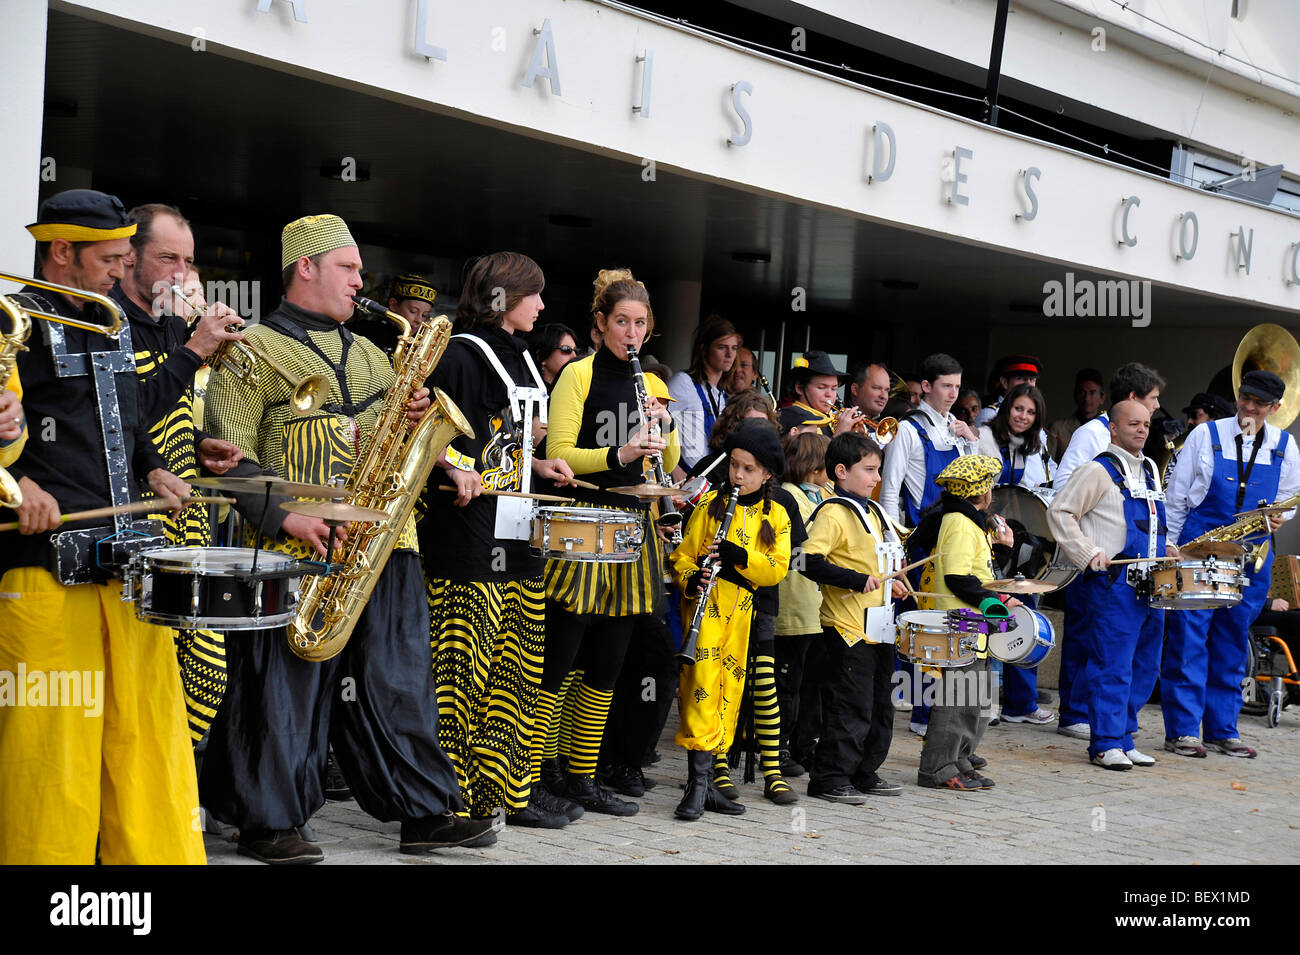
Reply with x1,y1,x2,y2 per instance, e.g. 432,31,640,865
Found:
171,285,329,417
0,270,125,338
830,401,898,446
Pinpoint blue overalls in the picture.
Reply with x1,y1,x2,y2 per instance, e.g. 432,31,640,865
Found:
1077,453,1166,756
1161,421,1289,741
899,417,960,526
1058,414,1109,728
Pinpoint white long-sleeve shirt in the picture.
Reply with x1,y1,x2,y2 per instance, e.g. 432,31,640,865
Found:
1164,416,1300,544
977,425,1054,488
1047,444,1159,570
1053,413,1112,491
878,400,971,524
666,371,725,470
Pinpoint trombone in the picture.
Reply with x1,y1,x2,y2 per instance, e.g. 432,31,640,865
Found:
0,270,125,338
0,294,29,510
171,285,330,416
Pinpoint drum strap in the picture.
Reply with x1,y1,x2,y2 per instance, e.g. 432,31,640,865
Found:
1097,451,1163,561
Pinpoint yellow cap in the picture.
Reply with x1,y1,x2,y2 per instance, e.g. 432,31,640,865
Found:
281,214,357,269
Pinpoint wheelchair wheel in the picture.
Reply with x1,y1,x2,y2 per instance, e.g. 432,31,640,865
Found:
1268,685,1284,728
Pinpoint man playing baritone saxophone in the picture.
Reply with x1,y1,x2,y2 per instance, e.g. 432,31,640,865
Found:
1046,400,1166,771
200,214,497,864
1161,370,1300,759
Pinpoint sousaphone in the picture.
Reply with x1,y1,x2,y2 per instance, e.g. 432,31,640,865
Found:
1232,323,1300,430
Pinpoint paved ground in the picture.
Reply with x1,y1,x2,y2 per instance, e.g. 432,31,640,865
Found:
205,699,1300,865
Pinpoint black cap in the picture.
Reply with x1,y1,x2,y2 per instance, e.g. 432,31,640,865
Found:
26,189,136,243
997,353,1043,377
791,350,848,381
1182,392,1235,419
725,420,785,478
1239,370,1286,405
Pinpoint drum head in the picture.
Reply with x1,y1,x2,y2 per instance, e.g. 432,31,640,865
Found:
990,486,1054,540
897,610,950,633
140,546,296,573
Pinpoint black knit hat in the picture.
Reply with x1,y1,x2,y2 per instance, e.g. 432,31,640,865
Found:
725,420,785,477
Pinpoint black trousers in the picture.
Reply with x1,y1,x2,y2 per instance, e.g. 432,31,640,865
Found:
541,602,635,694
599,611,678,768
201,553,461,830
775,631,819,755
809,630,895,791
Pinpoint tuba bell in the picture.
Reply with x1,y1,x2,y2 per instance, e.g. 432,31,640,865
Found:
1232,323,1300,430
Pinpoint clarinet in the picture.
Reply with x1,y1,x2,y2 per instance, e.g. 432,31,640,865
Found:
625,345,682,545
678,486,741,667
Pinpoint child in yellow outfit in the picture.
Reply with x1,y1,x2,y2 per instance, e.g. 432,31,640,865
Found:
910,454,1020,791
671,423,791,821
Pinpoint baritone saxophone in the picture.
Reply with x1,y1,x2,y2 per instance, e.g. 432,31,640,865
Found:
288,312,473,661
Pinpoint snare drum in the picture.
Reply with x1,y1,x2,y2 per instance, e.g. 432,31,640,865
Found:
126,546,306,630
530,506,644,563
895,610,977,668
987,606,1056,668
1147,557,1246,610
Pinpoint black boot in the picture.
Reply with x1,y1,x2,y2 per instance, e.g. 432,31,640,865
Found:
541,757,565,795
704,779,746,816
675,751,710,822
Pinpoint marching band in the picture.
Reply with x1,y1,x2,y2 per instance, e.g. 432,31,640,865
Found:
1,187,1296,864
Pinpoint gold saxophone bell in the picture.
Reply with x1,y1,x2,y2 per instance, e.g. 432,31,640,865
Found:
170,286,330,416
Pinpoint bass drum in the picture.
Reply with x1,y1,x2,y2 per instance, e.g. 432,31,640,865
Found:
989,485,1079,593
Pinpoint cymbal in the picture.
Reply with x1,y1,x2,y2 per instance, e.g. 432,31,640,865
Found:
607,483,681,498
1180,540,1246,560
1232,505,1293,520
280,501,390,524
988,577,1057,595
191,476,349,499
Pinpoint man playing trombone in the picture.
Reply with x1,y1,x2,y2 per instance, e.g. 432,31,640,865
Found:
0,188,204,864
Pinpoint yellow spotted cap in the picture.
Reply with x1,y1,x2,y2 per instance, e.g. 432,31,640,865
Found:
281,214,357,269
934,454,1003,499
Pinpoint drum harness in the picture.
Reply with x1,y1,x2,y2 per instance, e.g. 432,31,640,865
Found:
450,334,547,541
1097,450,1163,592
12,291,165,588
809,493,905,643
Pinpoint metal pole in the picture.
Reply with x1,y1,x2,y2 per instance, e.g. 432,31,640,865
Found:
775,321,787,401
983,0,1011,126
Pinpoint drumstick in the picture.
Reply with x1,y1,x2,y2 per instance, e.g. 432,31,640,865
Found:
0,496,234,533
561,477,600,491
1106,556,1177,566
437,486,574,503
878,553,942,582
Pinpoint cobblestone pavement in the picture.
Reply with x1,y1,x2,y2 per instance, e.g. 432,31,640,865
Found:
205,700,1300,865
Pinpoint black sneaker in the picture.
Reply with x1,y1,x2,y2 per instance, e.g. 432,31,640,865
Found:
507,799,569,829
852,775,903,797
763,775,799,805
324,752,351,801
961,771,996,790
564,774,640,817
604,763,647,798
237,828,323,865
400,810,504,853
968,754,988,771
807,784,867,805
530,784,584,821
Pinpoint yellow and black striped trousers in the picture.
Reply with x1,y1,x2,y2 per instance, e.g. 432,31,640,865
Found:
542,507,663,617
427,576,545,817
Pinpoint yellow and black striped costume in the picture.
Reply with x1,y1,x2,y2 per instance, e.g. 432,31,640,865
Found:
126,305,226,744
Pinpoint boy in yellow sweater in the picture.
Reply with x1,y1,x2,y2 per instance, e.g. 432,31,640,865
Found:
800,433,909,803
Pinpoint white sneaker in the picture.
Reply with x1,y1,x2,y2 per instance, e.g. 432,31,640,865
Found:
1089,748,1133,770
1058,722,1091,740
1125,748,1156,767
892,698,913,712
908,721,928,738
1002,707,1057,725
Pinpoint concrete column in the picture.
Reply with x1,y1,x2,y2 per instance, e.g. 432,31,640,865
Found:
0,1,48,275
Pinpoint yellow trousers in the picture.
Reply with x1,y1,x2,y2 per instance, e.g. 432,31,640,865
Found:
676,579,755,753
0,567,205,864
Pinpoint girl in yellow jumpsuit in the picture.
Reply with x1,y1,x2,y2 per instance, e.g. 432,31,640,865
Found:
671,423,791,821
